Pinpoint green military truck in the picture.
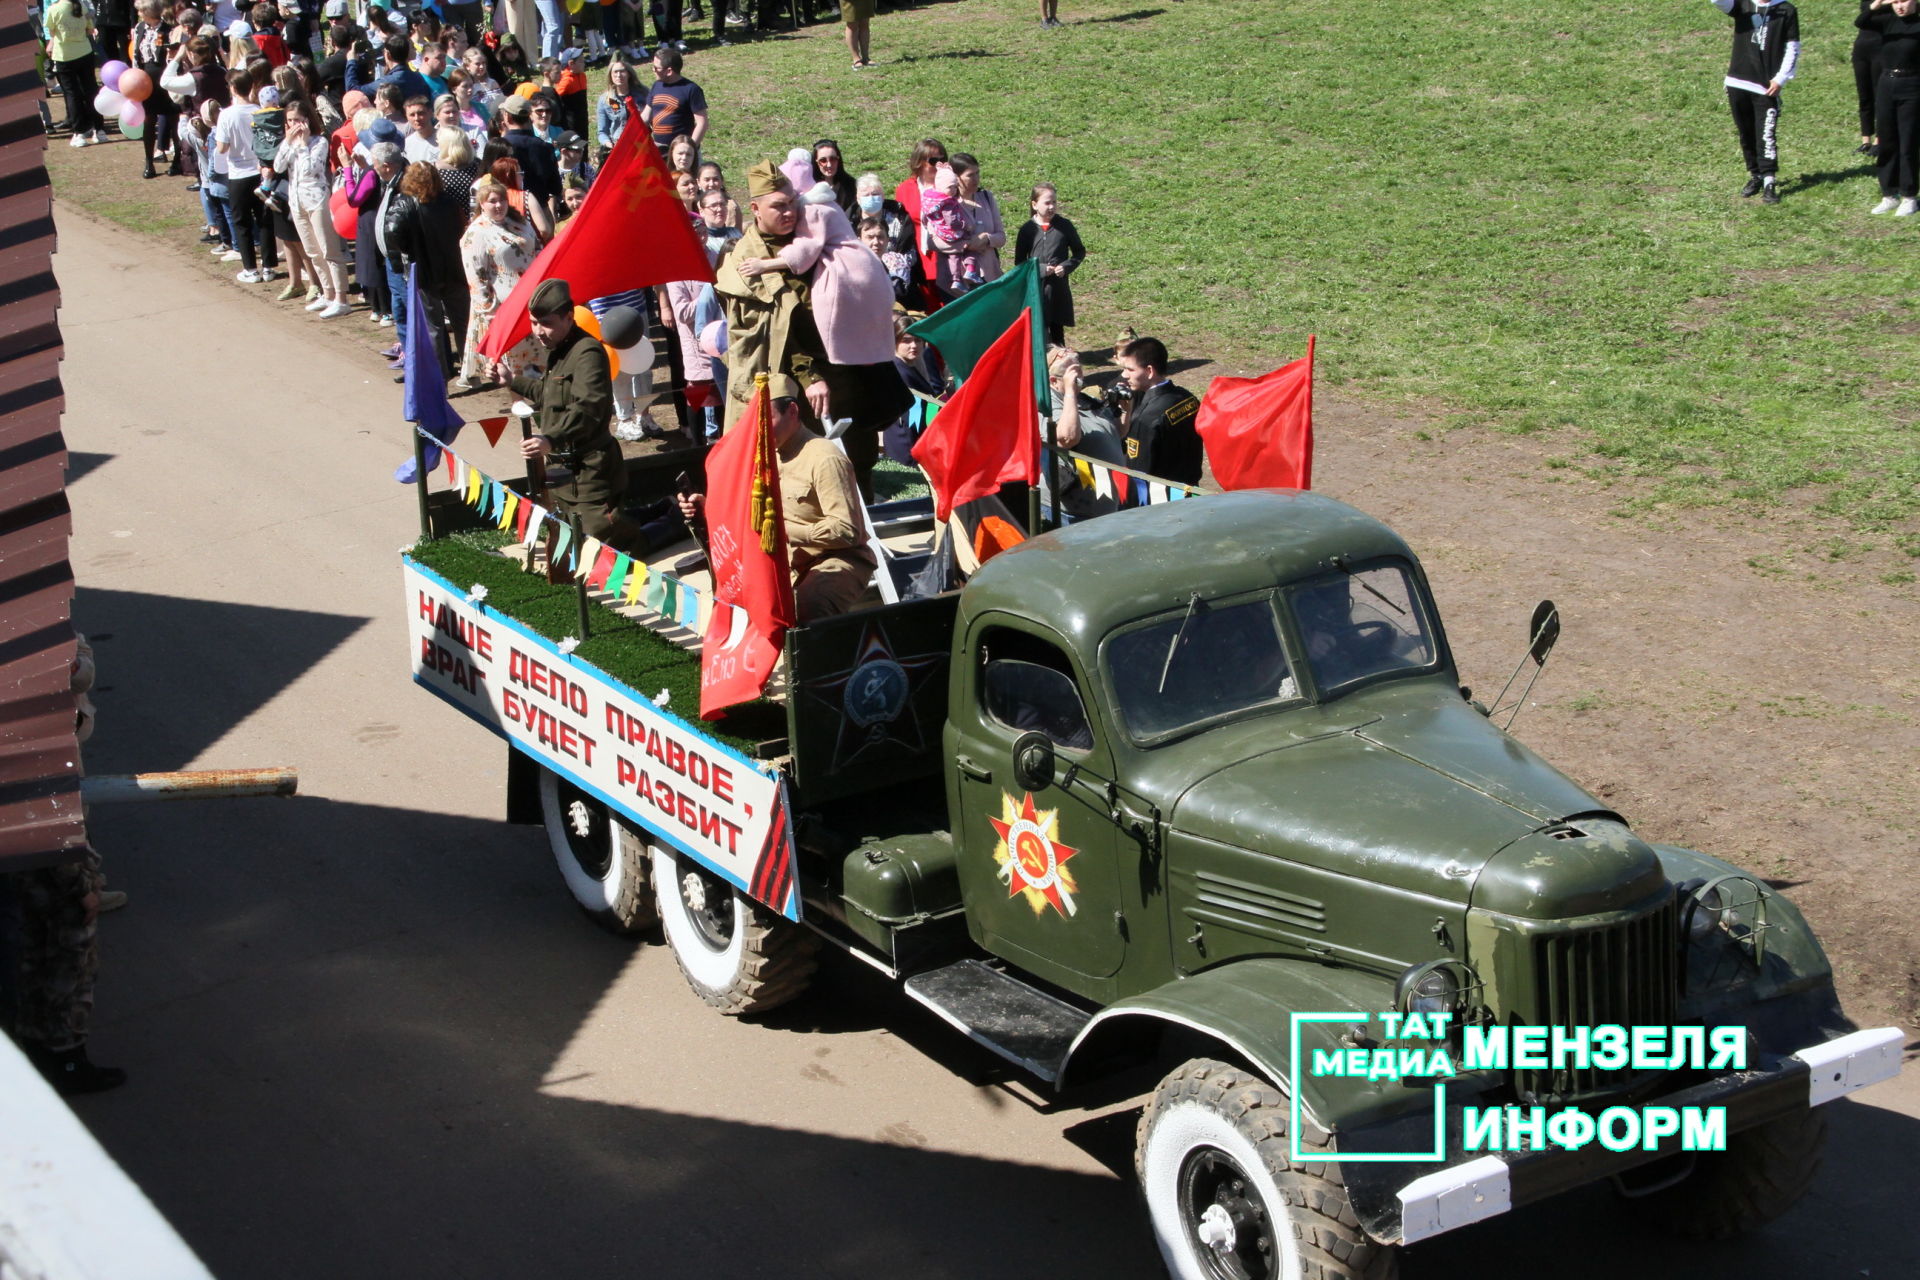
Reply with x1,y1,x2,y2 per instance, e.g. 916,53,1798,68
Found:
405,488,1900,1280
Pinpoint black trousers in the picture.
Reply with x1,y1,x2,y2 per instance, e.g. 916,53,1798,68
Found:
1855,41,1883,138
1877,73,1920,198
225,173,279,272
1727,86,1781,178
53,55,102,135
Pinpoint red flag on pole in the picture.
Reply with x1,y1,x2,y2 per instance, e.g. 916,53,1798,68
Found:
700,376,796,719
1197,335,1316,491
477,130,713,360
909,310,1039,522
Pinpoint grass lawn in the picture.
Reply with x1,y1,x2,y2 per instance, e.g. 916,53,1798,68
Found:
48,0,1920,535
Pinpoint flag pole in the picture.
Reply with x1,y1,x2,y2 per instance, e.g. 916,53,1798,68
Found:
1304,333,1316,491
572,514,591,640
412,426,432,539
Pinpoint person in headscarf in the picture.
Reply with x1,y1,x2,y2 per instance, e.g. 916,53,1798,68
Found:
715,160,909,499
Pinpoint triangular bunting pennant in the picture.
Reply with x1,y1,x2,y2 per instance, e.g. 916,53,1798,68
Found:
678,584,700,628
1091,467,1113,502
444,449,459,485
643,570,666,613
625,561,648,605
465,467,483,505
723,603,750,649
1112,472,1133,507
551,522,574,572
1169,485,1187,501
1073,458,1095,489
499,491,519,531
1148,482,1168,505
515,495,532,540
478,416,512,447
606,553,631,599
585,541,616,590
522,504,547,547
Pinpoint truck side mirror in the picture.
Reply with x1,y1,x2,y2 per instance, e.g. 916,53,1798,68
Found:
1011,731,1056,792
1528,600,1560,666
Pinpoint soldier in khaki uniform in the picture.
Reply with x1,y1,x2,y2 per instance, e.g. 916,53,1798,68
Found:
493,278,643,553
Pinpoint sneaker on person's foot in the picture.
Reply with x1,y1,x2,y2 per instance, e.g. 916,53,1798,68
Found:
381,343,403,358
1760,180,1781,205
1739,175,1763,198
276,283,302,301
1898,198,1919,217
726,8,750,25
379,314,394,327
305,295,331,312
319,301,352,319
236,268,262,283
1871,196,1899,215
69,133,88,148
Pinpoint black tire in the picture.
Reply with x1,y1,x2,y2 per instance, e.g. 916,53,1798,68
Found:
651,843,816,1015
1635,1107,1826,1240
1136,1059,1397,1280
538,767,658,934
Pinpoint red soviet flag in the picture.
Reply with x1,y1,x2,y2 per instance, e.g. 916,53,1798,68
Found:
1197,335,1316,491
701,378,796,719
478,130,713,360
910,310,1039,522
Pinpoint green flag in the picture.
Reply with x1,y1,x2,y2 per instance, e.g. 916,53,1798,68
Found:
907,259,1051,414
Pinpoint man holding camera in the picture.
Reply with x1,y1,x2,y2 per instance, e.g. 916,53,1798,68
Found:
1113,336,1203,487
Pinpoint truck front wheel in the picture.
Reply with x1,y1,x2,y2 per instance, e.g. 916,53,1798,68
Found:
1137,1059,1396,1280
539,768,658,934
1632,1107,1826,1240
652,844,816,1016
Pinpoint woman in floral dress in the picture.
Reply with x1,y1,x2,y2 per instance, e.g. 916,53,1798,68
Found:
459,176,541,386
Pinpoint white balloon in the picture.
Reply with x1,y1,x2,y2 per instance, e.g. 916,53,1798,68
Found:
94,87,125,116
610,337,654,374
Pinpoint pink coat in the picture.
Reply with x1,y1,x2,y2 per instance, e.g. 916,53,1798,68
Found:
665,278,712,384
777,201,896,367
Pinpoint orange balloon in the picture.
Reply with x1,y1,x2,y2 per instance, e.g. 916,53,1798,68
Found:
605,347,619,379
118,68,152,102
572,304,601,340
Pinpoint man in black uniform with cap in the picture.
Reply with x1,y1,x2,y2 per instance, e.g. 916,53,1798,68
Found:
1114,336,1204,487
492,278,643,552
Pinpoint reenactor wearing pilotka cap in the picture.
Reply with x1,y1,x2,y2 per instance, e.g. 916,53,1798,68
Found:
492,278,646,554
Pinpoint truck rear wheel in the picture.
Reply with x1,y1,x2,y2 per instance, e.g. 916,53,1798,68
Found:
1633,1107,1826,1240
1137,1059,1396,1280
652,844,816,1015
538,768,658,934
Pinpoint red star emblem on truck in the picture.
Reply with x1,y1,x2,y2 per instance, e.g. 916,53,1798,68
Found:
989,791,1080,918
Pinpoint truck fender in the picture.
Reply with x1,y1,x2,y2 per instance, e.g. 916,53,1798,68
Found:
1058,959,1449,1137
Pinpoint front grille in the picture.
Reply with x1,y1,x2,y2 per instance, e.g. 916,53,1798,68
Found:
1514,897,1680,1103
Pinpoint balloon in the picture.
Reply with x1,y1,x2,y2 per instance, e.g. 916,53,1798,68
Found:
598,305,644,350
571,305,602,340
119,101,146,132
100,60,128,92
94,86,125,117
118,68,152,103
121,118,144,140
611,336,655,375
605,349,619,380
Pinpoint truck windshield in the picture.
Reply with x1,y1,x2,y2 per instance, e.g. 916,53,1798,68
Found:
1286,561,1436,695
1107,597,1299,740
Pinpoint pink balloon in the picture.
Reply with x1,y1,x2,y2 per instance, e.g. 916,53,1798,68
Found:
100,60,128,92
119,100,145,131
118,68,152,103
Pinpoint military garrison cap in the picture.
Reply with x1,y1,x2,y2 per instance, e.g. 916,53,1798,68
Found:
529,279,573,317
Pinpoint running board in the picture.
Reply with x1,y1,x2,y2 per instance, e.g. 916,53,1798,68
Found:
903,959,1092,1084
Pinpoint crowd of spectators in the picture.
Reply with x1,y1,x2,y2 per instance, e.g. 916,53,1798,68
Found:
38,0,1226,501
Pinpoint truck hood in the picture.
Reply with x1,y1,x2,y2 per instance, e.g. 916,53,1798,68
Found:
1161,686,1612,905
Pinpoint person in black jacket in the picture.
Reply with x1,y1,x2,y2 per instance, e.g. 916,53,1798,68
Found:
1705,0,1801,205
497,93,559,224
1013,182,1085,346
385,161,469,378
1113,336,1203,487
1860,0,1920,214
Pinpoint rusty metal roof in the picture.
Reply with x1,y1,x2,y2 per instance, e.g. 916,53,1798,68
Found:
0,23,87,872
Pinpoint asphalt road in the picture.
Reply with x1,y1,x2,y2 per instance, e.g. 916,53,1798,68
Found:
51,208,1919,1280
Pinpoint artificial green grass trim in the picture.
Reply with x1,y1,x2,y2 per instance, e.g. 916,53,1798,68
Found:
407,535,782,754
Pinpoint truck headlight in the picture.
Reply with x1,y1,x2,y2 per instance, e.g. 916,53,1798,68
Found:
1679,878,1728,942
1396,959,1468,1017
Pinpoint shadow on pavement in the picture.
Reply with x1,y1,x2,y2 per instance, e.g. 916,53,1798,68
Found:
74,587,371,771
